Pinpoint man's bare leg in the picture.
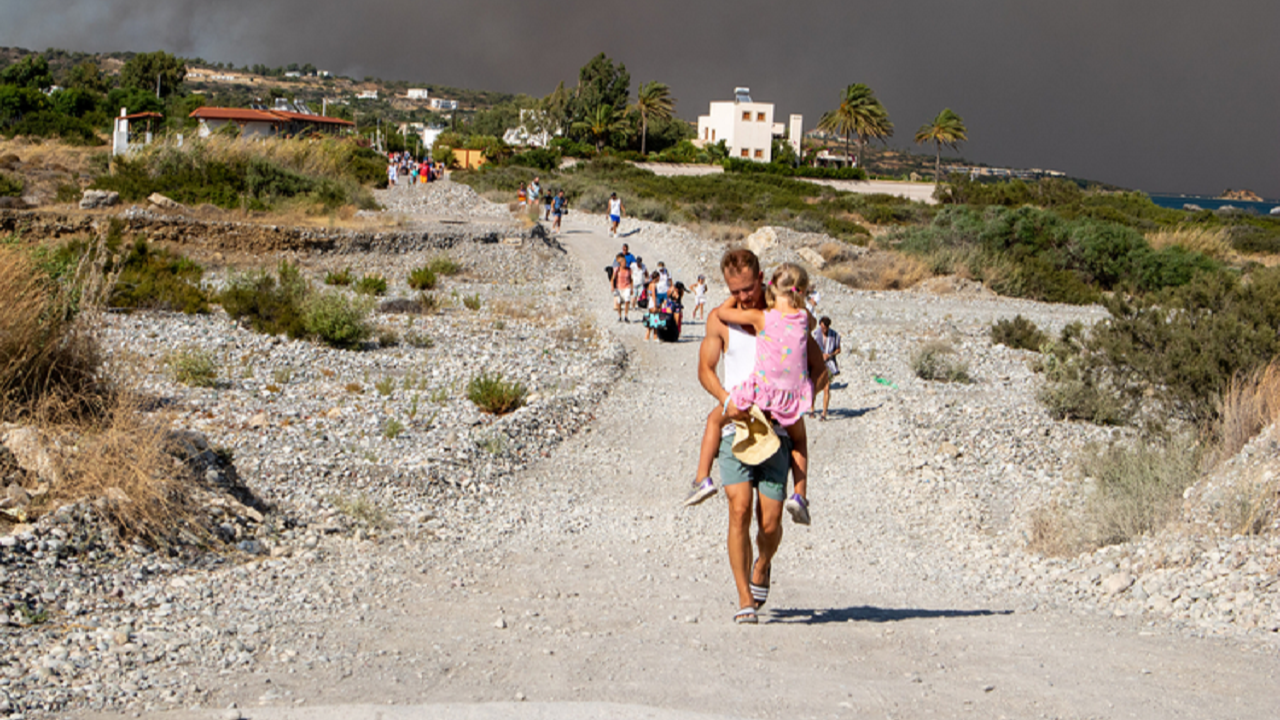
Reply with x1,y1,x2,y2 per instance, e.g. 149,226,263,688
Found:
724,482,757,612
753,492,784,591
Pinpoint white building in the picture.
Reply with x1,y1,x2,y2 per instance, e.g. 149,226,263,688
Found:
430,98,458,111
502,109,558,148
697,87,796,163
356,90,378,100
406,89,429,100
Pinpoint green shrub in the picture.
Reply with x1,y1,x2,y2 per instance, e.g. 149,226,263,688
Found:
404,331,433,349
722,157,867,180
111,238,209,314
467,371,527,415
407,266,437,290
911,340,971,383
324,267,354,286
427,255,462,276
1079,438,1200,546
508,148,562,172
462,293,481,310
4,110,103,145
1083,268,1280,427
301,291,373,349
0,171,23,197
219,260,309,339
990,315,1048,351
383,419,405,440
354,274,387,296
165,346,218,387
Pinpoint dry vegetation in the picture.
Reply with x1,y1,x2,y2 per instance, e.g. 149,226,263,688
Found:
818,241,930,291
0,231,223,546
1145,226,1235,262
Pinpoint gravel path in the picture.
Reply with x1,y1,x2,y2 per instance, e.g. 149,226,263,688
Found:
2,180,1276,719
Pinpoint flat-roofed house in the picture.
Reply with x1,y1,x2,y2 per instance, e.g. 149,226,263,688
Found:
697,87,783,162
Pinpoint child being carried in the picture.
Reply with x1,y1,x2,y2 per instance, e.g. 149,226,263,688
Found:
685,262,814,526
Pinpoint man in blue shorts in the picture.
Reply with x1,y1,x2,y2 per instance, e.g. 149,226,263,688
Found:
695,248,828,624
608,192,624,237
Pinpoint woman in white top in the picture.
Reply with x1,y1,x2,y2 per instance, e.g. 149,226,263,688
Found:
608,192,624,237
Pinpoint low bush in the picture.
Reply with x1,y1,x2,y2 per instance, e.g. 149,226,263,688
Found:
1079,438,1200,546
427,255,462,276
407,266,437,290
324,267,354,286
219,260,309,339
462,293,481,310
165,346,218,387
111,238,209,314
508,148,562,172
911,340,971,383
467,371,527,415
822,250,928,290
990,314,1048,351
353,274,387,296
0,170,23,197
4,110,103,146
301,291,374,350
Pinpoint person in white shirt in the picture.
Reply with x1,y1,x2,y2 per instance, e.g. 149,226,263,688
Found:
691,275,709,322
608,192,624,237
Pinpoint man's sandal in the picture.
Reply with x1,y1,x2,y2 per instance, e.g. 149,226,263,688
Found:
733,607,758,624
749,558,771,609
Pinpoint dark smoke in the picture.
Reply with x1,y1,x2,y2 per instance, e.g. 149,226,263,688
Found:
2,0,1277,197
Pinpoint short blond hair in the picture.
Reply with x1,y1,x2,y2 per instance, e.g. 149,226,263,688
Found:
765,263,810,309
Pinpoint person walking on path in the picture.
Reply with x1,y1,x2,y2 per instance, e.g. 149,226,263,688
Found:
812,316,842,421
690,249,829,624
691,275,708,322
608,192,624,237
610,252,634,322
551,191,568,233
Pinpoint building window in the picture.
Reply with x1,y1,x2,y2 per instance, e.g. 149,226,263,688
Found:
740,148,749,158
754,149,763,159
756,112,765,122
742,111,750,121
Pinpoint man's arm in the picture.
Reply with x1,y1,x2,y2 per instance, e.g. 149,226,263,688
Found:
806,332,830,394
699,307,729,405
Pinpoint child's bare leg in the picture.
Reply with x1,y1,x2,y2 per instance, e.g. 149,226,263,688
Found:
784,417,809,500
696,404,730,481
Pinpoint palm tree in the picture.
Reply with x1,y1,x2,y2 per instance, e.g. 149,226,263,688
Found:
631,81,674,156
571,103,627,153
914,108,968,183
816,83,893,168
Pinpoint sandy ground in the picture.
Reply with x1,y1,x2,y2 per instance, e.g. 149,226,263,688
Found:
78,213,1277,720
634,162,938,204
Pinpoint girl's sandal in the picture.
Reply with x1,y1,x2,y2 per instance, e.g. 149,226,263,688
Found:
733,607,758,624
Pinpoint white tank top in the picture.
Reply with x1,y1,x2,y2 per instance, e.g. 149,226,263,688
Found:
722,322,756,437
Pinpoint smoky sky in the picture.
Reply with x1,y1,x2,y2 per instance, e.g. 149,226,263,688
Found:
2,0,1277,198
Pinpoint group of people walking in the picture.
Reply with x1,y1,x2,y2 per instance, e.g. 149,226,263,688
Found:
606,243,710,343
386,150,445,187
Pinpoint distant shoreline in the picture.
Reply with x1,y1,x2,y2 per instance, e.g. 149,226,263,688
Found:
1148,193,1280,214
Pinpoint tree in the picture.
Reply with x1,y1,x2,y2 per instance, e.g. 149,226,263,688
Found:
120,51,187,98
571,103,627,153
915,108,968,183
0,54,55,90
569,53,629,144
631,81,674,156
64,60,110,94
817,83,893,167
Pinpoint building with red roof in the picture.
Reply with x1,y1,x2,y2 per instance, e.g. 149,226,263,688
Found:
190,107,355,139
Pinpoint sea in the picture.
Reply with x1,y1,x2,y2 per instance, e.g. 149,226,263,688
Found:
1149,193,1280,216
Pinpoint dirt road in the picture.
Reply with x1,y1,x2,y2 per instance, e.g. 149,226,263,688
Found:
83,213,1277,720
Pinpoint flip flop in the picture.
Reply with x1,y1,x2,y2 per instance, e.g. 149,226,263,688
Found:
733,607,758,625
749,558,771,609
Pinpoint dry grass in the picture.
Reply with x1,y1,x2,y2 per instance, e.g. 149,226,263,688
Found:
1026,502,1086,557
1218,468,1279,536
0,137,103,176
47,392,203,546
0,237,115,419
490,298,539,320
823,250,930,291
1146,227,1235,261
687,222,750,245
1213,360,1280,464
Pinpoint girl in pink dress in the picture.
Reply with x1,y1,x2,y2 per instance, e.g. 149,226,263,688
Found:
686,263,814,526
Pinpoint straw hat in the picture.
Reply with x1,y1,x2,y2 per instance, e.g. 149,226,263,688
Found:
732,406,780,466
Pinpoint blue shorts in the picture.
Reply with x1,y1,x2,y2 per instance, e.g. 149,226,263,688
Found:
609,214,620,224
718,431,792,502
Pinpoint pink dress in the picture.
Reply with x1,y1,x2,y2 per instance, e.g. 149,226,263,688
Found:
729,310,813,426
